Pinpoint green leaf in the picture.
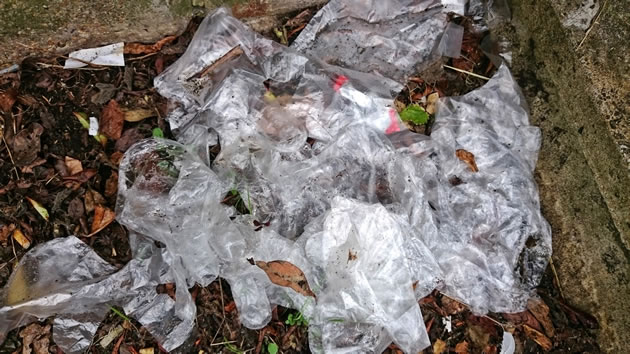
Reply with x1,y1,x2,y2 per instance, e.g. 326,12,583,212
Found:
399,104,429,125
152,127,164,138
73,112,90,129
26,197,49,221
267,342,279,354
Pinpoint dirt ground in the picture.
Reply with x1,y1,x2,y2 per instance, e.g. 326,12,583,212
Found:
0,11,601,354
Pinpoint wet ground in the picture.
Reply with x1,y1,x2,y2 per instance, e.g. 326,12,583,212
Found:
0,11,601,354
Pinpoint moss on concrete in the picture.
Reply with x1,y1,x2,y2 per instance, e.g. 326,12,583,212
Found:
507,0,630,351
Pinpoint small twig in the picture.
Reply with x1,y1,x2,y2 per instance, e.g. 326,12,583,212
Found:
443,64,490,81
549,257,565,300
2,136,19,179
127,52,159,62
36,62,108,71
209,340,236,347
195,46,244,79
59,55,109,68
577,0,608,50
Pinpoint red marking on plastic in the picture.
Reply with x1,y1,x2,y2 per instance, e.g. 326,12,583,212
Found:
386,109,401,134
333,75,349,91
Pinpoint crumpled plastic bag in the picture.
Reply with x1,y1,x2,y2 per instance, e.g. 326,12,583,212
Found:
0,2,551,353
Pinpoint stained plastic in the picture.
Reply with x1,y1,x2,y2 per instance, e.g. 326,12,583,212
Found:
0,2,551,353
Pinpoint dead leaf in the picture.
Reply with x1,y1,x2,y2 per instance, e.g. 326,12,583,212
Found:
64,156,83,175
12,229,31,249
138,348,154,354
523,324,552,351
11,123,44,166
19,322,51,354
110,151,124,166
250,259,316,298
90,83,117,105
502,311,544,333
124,35,177,55
26,197,49,221
123,108,156,122
101,100,125,140
433,339,447,354
0,87,17,112
68,197,85,221
63,169,97,185
84,188,107,213
0,223,16,244
527,298,555,338
455,341,469,354
441,295,467,315
105,171,119,197
426,92,440,115
456,149,479,172
115,128,146,152
90,205,116,236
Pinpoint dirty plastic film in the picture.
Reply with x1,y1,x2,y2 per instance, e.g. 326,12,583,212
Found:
1,2,552,353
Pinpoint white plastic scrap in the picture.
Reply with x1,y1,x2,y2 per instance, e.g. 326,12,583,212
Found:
500,331,516,354
64,42,125,69
88,116,99,136
0,2,552,353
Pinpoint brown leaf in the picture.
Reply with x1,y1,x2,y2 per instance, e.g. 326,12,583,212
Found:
523,324,552,351
123,109,156,122
64,156,83,175
68,197,85,221
433,339,447,354
19,323,51,354
105,171,119,198
425,92,440,115
0,223,16,245
527,298,555,338
0,87,17,112
12,229,31,249
90,205,116,236
455,341,469,354
115,127,145,152
84,189,107,214
441,295,467,315
502,311,544,333
101,100,125,140
456,149,479,172
251,259,316,298
63,169,97,185
11,123,44,166
110,151,124,166
124,36,177,55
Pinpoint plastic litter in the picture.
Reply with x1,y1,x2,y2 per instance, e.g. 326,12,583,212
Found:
64,42,125,69
0,2,552,353
500,331,516,354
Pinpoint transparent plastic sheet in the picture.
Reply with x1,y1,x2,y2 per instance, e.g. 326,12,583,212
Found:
292,0,468,83
0,3,552,354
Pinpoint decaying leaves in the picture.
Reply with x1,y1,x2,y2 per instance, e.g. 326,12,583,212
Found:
11,123,44,166
89,205,116,236
527,298,555,338
105,171,119,197
124,35,177,55
26,197,49,221
123,108,156,122
433,339,447,354
64,156,83,175
523,324,552,351
84,188,107,214
456,149,479,172
249,259,316,298
12,229,31,249
19,322,51,354
0,223,16,244
100,100,125,140
425,92,440,115
0,87,17,112
454,340,469,354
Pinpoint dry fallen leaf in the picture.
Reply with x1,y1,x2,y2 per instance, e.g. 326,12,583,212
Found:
110,151,124,166
11,123,44,166
64,156,83,175
527,298,555,338
250,259,316,298
124,35,177,55
90,205,116,236
19,322,51,354
523,324,552,351
84,188,107,214
26,197,49,221
105,171,119,197
433,339,447,354
12,229,31,249
456,149,479,172
441,296,467,315
138,348,155,354
123,108,156,122
100,100,125,140
455,340,469,354
0,88,17,112
425,92,440,115
0,223,15,245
